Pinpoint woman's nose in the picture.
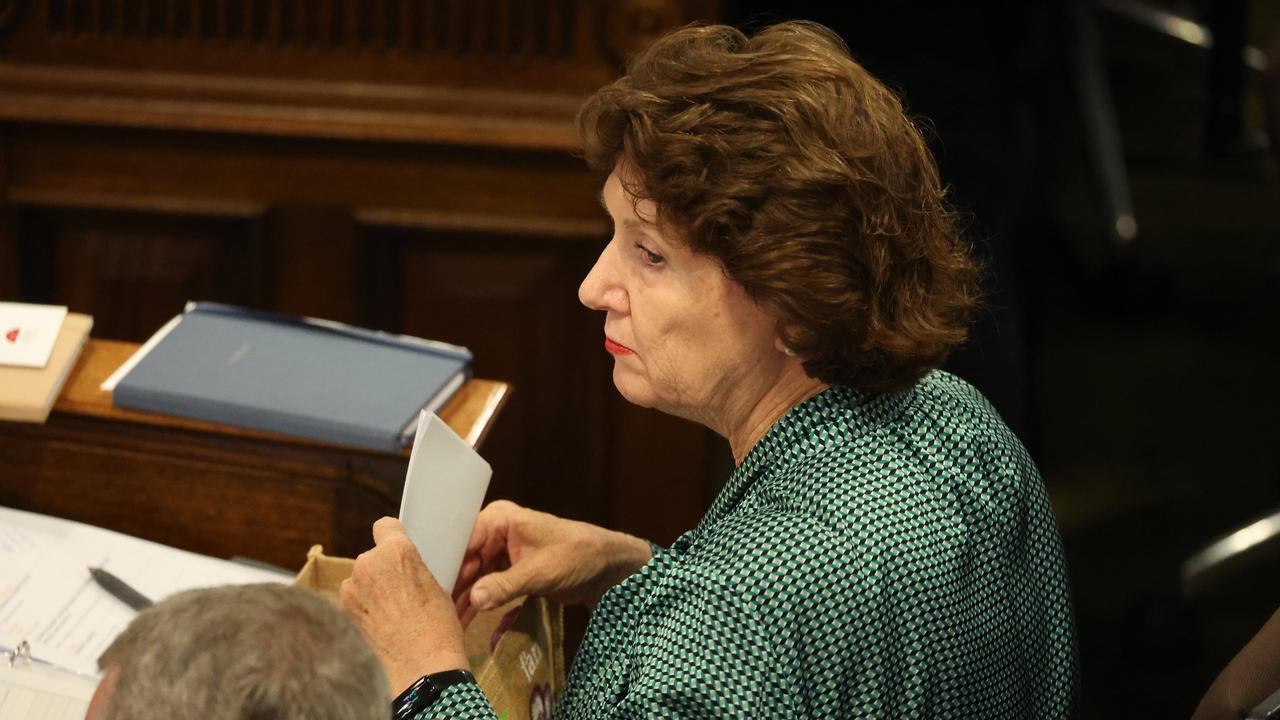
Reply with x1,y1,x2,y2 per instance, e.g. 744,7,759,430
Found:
578,242,629,315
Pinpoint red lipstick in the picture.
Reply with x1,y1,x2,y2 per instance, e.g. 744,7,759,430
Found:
604,337,634,355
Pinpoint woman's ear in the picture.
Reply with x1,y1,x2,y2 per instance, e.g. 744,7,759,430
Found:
773,322,802,357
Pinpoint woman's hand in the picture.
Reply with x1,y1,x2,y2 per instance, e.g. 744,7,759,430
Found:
454,500,652,626
340,517,469,694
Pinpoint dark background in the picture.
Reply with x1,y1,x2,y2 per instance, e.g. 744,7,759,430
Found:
727,1,1280,716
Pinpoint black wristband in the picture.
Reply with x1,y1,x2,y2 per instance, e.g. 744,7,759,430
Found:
391,669,476,719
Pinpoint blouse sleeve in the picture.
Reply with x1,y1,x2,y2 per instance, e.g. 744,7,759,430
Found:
412,540,677,720
414,681,496,720
598,563,799,719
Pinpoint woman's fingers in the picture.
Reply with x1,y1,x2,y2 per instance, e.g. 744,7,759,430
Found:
467,500,520,551
455,584,473,624
457,552,527,626
455,531,513,596
472,556,547,611
458,562,537,627
458,503,518,582
371,516,408,545
458,595,481,629
453,555,483,601
342,524,470,693
457,557,525,627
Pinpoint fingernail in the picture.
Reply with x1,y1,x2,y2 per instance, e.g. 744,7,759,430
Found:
472,588,490,609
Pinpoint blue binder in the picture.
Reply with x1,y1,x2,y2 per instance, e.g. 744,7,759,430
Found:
113,303,473,453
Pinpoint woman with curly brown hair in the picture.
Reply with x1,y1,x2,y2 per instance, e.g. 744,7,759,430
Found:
341,20,1079,719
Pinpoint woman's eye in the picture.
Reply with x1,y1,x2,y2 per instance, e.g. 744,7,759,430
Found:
636,243,665,266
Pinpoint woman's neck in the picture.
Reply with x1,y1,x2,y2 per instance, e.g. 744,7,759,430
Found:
726,364,829,466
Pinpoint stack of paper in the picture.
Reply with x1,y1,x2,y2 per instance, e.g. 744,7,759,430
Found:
0,506,289,678
0,661,97,719
0,303,93,423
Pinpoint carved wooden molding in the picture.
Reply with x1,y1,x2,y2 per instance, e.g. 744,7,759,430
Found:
0,0,716,147
10,186,267,217
42,0,579,60
0,63,585,148
356,206,609,240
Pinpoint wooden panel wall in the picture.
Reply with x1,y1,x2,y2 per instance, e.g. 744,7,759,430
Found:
0,0,724,550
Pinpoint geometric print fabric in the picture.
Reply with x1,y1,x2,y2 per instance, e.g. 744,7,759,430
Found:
424,371,1079,719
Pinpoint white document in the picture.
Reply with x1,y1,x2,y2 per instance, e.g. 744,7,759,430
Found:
0,510,288,678
0,524,53,555
0,662,97,720
0,303,68,368
398,411,492,595
0,506,74,547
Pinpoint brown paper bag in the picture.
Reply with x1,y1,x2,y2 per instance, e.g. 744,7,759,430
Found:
295,545,566,720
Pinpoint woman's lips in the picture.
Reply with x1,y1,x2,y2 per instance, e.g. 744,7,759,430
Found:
604,337,634,355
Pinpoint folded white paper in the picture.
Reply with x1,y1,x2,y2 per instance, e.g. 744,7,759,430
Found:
398,411,492,594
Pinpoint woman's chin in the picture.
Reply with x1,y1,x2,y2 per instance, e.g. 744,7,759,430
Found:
611,370,656,408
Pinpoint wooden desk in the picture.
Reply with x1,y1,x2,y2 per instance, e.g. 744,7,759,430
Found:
0,339,510,570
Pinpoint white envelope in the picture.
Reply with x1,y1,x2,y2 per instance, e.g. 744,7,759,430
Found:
0,303,68,368
398,411,492,594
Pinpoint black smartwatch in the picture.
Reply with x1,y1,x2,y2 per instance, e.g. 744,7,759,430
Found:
392,669,476,719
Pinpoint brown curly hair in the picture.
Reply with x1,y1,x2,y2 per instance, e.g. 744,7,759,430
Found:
576,20,982,393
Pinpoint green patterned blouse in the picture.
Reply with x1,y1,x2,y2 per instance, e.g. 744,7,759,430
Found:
424,372,1078,719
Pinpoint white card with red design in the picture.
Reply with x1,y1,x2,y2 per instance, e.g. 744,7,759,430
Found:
0,302,68,368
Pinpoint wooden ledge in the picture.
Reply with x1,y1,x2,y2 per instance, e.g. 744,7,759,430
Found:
0,63,586,150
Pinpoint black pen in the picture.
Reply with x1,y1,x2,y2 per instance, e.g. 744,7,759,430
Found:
89,567,153,612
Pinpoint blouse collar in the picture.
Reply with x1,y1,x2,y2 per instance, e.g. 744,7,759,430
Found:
695,382,916,534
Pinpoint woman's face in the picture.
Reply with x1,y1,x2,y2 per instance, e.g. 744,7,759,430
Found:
579,169,787,426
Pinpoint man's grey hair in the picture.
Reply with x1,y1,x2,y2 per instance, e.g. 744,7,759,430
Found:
97,583,389,720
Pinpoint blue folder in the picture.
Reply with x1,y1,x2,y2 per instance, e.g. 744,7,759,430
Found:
113,303,473,453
